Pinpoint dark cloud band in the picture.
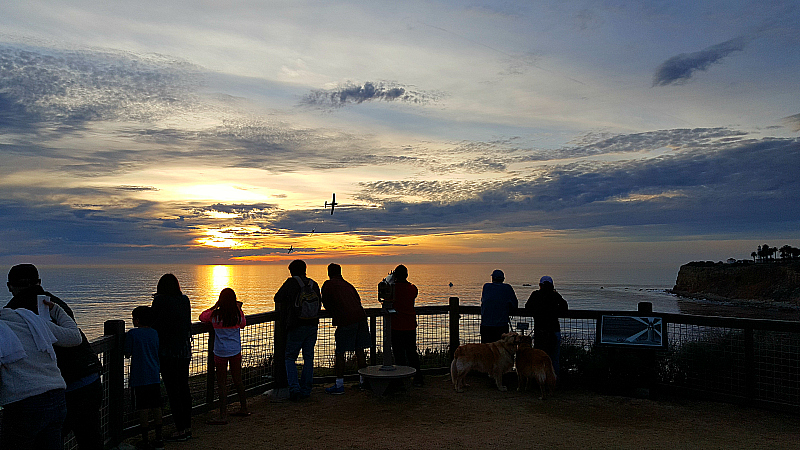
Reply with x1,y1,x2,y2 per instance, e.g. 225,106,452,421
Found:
653,36,749,86
300,81,438,108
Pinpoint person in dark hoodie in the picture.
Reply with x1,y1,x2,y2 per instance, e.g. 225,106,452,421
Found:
151,273,192,442
524,275,568,376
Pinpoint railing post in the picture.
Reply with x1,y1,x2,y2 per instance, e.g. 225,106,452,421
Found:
273,307,288,388
103,319,125,447
449,297,460,360
370,315,378,366
206,328,216,405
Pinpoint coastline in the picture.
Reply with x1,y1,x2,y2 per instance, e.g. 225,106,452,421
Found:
670,290,800,321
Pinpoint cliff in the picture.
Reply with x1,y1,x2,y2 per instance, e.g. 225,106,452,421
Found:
672,261,800,305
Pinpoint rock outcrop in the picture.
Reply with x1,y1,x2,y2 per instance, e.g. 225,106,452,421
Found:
672,261,800,305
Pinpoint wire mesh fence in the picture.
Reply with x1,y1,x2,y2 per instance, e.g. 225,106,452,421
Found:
5,298,800,450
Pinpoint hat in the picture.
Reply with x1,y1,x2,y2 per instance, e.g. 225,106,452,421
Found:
491,269,504,279
539,275,554,286
8,264,40,287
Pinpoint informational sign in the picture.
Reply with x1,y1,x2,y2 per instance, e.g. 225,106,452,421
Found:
598,315,666,348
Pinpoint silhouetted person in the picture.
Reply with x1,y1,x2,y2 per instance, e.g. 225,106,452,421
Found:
322,263,370,394
199,288,249,422
479,269,518,343
274,260,320,400
5,264,104,449
124,306,163,449
151,274,192,441
2,264,82,449
525,276,568,376
389,264,423,386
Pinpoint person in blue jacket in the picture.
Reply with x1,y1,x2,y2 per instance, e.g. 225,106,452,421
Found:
479,269,518,343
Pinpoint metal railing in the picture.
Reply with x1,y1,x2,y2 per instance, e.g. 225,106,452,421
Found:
4,297,798,449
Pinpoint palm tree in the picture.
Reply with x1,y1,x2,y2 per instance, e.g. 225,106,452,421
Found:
751,251,757,262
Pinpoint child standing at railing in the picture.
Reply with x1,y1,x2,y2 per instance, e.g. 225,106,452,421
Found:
200,288,249,424
124,305,164,450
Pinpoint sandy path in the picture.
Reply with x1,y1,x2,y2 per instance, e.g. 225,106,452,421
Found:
131,374,800,449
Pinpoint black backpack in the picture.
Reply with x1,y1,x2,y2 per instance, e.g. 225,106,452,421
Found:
293,276,321,320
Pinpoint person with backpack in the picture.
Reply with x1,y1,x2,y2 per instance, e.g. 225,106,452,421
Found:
274,260,321,400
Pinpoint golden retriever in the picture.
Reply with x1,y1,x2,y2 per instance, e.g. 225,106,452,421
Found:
515,334,557,399
450,332,518,392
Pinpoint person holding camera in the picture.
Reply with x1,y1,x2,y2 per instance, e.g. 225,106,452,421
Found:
388,264,423,387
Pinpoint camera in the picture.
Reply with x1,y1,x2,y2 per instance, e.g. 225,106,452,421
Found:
377,271,395,302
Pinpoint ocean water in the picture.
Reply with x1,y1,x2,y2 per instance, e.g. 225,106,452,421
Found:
15,262,684,339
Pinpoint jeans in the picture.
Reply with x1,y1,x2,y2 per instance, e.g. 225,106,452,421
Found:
391,329,422,383
552,332,562,376
534,331,562,376
285,324,318,396
63,377,104,449
160,357,192,431
1,388,67,450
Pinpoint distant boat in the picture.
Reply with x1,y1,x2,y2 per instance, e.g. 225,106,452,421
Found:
522,283,531,286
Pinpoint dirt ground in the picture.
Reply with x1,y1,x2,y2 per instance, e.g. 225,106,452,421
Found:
132,374,800,450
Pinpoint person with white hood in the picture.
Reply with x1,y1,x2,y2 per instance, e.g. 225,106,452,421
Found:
1,264,82,449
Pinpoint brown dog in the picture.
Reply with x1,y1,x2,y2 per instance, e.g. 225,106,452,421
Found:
450,332,518,392
515,334,557,399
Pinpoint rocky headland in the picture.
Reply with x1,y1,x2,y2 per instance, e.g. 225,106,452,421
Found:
671,261,800,306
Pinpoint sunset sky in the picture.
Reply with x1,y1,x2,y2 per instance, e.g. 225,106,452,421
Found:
1,1,799,267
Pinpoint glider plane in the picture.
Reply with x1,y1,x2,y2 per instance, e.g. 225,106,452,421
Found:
324,193,338,215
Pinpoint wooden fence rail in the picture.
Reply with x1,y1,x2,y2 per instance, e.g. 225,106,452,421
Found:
2,297,798,449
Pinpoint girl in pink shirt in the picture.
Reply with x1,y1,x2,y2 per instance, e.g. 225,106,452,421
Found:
199,288,248,423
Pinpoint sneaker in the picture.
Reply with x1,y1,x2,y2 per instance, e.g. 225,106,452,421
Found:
325,385,345,395
164,431,191,442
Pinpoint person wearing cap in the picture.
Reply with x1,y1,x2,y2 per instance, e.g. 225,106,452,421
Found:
479,269,518,344
2,264,83,449
525,276,568,376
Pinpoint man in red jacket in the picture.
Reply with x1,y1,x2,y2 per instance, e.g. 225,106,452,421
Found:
321,263,370,395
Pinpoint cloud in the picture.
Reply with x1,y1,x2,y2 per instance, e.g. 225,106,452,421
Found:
782,113,800,132
653,36,749,86
115,185,159,192
0,42,203,133
300,81,439,109
3,128,798,263
349,131,800,235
